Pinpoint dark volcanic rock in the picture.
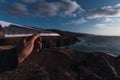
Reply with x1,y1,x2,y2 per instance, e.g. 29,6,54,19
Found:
0,29,81,48
47,29,87,37
42,36,79,48
41,29,87,48
0,48,120,80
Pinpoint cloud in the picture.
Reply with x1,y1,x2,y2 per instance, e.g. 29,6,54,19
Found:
65,17,87,25
102,17,120,23
6,3,29,16
93,17,120,35
95,17,120,28
34,2,61,16
34,0,84,17
87,4,120,19
4,0,84,17
60,0,84,17
87,3,120,31
102,17,113,23
93,21,120,36
95,23,112,28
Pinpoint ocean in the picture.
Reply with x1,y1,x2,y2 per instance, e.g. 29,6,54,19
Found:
70,35,120,57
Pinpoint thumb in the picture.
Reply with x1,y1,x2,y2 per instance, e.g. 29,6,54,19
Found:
30,34,39,43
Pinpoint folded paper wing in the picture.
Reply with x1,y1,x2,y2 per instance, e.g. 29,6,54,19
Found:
0,25,60,38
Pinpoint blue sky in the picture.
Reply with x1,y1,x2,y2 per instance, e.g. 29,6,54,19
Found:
0,0,120,35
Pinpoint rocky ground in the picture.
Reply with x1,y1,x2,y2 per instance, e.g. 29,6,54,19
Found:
0,30,120,80
0,48,120,80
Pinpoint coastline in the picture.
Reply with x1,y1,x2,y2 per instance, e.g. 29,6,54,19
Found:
0,29,120,80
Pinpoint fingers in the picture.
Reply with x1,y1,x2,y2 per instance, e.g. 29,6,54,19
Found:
26,34,42,53
33,43,42,52
34,38,42,53
38,41,42,49
30,34,39,43
37,41,42,52
30,34,42,53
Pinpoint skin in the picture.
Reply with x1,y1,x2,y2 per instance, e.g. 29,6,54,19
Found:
17,34,42,63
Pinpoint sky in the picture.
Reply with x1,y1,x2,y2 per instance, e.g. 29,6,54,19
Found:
0,0,120,36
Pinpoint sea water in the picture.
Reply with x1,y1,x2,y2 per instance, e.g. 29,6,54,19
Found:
70,35,120,57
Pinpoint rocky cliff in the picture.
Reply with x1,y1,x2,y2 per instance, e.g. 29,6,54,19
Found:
0,48,119,80
0,29,83,48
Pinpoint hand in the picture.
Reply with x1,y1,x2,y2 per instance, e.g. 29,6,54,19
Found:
17,34,42,63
